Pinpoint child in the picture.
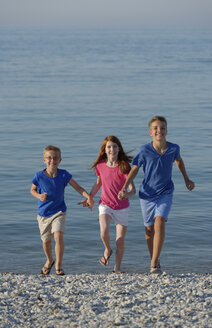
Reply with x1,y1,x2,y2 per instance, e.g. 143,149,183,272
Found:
30,145,94,276
118,116,195,274
81,136,136,273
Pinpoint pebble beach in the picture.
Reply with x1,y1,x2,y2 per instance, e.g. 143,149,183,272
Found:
0,272,211,328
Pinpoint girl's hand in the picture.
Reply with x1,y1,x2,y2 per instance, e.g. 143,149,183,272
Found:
78,197,94,211
39,192,47,202
118,189,127,200
87,196,94,211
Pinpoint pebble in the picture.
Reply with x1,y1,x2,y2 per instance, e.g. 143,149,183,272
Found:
0,272,211,327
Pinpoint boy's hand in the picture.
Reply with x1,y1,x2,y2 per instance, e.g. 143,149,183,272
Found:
39,192,47,201
78,199,88,207
185,180,195,191
118,189,127,200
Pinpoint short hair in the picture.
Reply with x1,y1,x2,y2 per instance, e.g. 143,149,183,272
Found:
148,116,167,128
43,145,61,158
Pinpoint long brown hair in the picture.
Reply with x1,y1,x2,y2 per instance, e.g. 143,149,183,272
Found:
91,136,132,174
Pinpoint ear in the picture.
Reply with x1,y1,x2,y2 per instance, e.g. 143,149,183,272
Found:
149,129,152,137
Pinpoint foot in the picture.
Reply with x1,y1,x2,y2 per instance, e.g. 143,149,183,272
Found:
112,270,125,274
150,258,162,274
41,260,55,275
156,259,162,272
56,268,65,275
150,267,162,274
99,249,113,266
150,260,162,274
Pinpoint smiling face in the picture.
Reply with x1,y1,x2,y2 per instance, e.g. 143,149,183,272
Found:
43,150,61,173
105,141,120,161
149,120,167,142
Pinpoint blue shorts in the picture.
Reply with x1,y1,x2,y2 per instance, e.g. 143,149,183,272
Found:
139,194,173,227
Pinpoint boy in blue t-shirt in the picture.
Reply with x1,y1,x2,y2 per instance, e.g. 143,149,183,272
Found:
31,145,94,275
118,116,195,274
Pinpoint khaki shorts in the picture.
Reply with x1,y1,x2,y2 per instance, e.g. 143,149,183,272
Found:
37,211,66,242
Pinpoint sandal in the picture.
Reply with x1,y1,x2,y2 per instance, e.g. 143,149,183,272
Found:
41,261,55,275
56,268,65,276
99,250,113,266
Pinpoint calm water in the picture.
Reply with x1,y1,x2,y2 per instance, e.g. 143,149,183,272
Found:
0,27,211,274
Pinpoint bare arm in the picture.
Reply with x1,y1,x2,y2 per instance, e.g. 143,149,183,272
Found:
118,165,139,200
119,181,136,200
175,158,195,191
30,184,47,201
89,176,102,198
69,178,94,211
78,176,101,208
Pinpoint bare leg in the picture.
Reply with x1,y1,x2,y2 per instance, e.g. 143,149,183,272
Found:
114,224,127,273
99,214,112,263
151,216,165,268
145,225,154,259
41,239,54,274
54,231,64,273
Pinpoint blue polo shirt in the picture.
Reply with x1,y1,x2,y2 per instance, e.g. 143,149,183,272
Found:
132,142,181,199
32,169,72,217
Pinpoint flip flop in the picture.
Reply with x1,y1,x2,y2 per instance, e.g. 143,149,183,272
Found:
56,268,65,276
99,250,113,266
41,260,55,275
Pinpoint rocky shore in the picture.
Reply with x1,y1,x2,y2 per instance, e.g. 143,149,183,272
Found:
0,272,211,327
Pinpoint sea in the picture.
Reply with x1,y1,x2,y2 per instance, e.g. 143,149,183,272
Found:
0,27,211,274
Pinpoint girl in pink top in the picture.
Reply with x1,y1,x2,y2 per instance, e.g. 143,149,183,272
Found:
89,136,136,273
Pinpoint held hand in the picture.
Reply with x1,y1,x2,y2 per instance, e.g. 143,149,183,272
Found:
78,197,95,211
118,189,127,200
87,196,94,211
39,192,47,201
186,180,195,191
78,199,89,207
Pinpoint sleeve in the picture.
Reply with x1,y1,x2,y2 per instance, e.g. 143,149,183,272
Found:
96,163,100,177
174,144,181,160
32,173,39,186
132,147,143,167
64,170,73,185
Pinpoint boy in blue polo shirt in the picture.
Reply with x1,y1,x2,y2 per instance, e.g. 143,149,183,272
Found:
31,145,94,275
118,116,195,273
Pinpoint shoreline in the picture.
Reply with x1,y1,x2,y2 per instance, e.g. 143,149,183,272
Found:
1,272,211,327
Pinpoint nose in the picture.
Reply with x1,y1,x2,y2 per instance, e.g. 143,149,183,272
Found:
111,147,117,152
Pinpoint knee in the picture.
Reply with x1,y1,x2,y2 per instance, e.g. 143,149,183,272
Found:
54,231,64,243
145,227,154,240
100,229,109,240
154,217,166,229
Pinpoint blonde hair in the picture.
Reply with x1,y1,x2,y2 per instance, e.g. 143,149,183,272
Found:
91,136,132,174
43,145,61,158
148,116,167,128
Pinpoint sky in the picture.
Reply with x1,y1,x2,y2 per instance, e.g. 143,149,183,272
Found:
0,0,212,29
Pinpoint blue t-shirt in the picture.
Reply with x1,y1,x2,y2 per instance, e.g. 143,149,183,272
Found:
32,168,72,217
132,142,181,199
